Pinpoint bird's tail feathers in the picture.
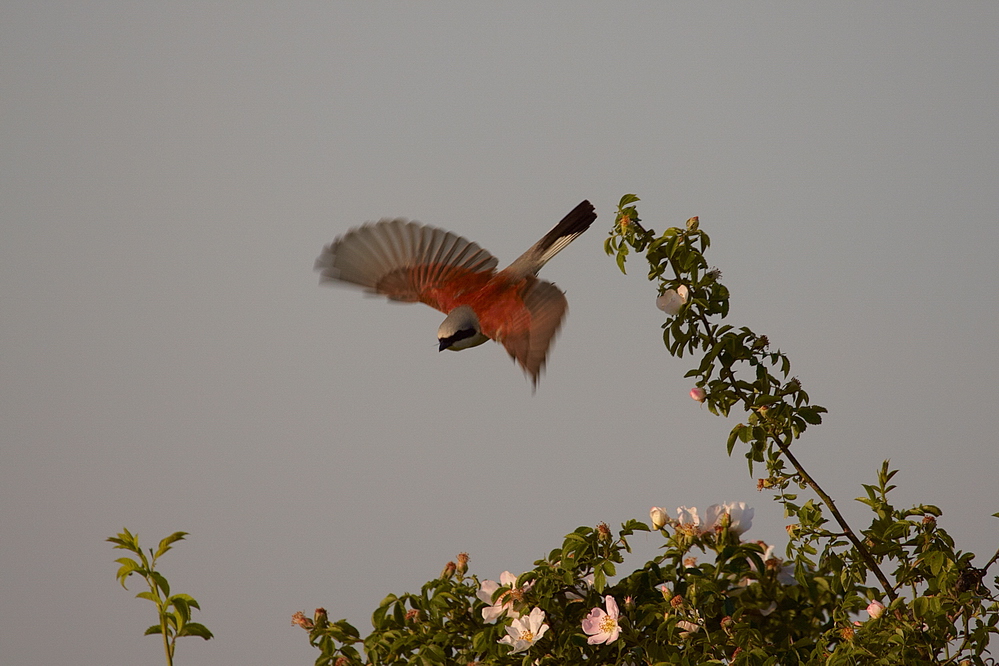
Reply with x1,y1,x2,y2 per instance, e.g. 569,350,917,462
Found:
505,200,597,276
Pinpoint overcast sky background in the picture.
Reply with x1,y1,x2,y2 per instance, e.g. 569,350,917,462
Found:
3,4,998,665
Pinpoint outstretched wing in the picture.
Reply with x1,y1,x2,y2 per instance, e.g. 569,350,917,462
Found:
495,279,568,387
315,219,499,312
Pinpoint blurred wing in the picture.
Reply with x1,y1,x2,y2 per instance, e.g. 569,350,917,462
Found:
498,279,568,387
315,219,499,312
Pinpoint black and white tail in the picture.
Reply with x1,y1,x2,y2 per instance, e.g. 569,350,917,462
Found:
505,200,597,277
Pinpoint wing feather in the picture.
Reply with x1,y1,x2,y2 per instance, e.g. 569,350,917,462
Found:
497,279,568,387
315,219,499,310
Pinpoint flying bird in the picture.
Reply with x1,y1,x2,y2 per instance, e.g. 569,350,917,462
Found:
315,200,596,387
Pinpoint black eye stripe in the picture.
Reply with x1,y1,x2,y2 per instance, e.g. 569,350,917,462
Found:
442,328,477,345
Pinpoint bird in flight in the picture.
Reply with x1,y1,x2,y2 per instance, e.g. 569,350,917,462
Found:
315,200,596,387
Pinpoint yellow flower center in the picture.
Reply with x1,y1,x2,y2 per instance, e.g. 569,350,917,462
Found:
600,615,618,633
518,629,534,641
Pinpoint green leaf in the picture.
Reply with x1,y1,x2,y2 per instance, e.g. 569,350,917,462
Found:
371,604,389,628
149,571,170,597
798,407,823,425
923,550,947,576
622,518,649,533
603,237,614,256
144,624,163,636
562,532,590,548
911,595,942,619
114,559,142,587
172,596,191,624
154,531,188,560
616,248,628,274
171,593,200,609
164,613,179,632
726,424,742,456
593,567,606,593
916,504,941,517
177,622,214,640
107,528,139,552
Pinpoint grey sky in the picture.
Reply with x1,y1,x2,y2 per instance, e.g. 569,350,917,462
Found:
2,4,998,665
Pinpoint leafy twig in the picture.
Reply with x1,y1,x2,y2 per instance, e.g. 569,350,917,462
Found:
108,528,213,666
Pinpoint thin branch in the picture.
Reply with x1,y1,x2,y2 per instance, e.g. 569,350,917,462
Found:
715,360,898,601
982,546,999,573
772,437,897,602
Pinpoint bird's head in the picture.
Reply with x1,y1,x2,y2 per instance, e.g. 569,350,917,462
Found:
438,305,488,352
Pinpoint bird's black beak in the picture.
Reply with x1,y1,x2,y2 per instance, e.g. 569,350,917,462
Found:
438,339,449,352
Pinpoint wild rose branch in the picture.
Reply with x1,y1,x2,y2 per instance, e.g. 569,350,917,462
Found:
605,194,898,601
